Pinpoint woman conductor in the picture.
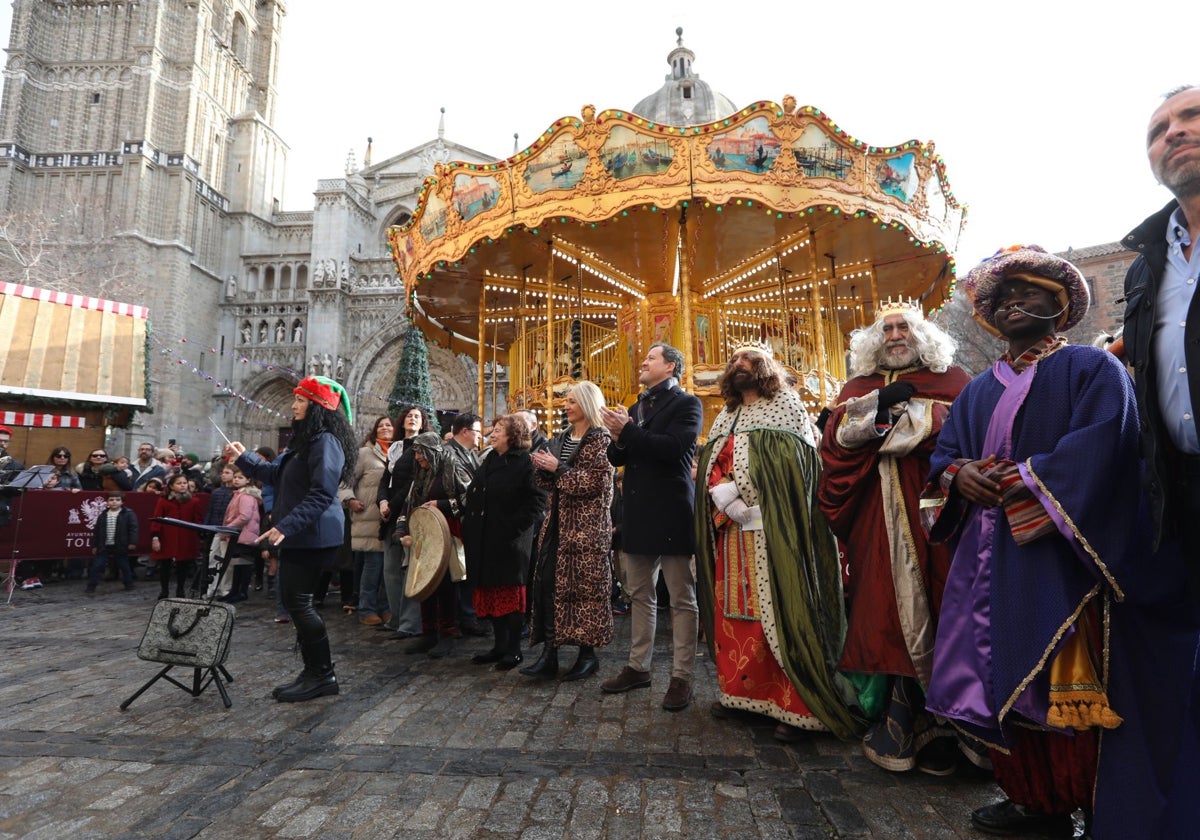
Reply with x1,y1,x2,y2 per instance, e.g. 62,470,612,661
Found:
225,375,358,703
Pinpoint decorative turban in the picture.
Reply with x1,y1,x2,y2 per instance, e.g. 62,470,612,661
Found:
963,245,1090,337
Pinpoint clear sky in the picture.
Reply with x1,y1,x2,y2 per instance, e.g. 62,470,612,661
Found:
0,2,1193,268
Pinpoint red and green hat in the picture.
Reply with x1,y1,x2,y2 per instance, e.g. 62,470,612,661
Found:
294,376,353,424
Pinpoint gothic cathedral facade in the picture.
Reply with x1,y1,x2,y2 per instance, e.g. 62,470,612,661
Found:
0,0,493,453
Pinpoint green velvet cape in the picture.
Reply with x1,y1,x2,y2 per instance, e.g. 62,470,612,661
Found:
695,426,865,740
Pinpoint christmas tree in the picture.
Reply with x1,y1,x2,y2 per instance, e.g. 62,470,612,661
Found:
388,318,435,417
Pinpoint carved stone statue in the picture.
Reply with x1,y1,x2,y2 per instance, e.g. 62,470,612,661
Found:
292,322,304,343
312,261,325,285
321,353,333,376
226,275,238,300
335,356,345,379
274,322,285,343
258,322,268,343
309,354,321,374
240,322,251,344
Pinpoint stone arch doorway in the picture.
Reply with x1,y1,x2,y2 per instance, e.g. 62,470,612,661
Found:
231,374,296,453
345,322,476,439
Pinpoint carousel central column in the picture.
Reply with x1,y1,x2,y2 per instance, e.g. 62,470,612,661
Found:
544,241,555,438
677,207,694,392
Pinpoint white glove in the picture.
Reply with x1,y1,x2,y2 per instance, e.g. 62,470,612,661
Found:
710,480,741,510
725,498,754,525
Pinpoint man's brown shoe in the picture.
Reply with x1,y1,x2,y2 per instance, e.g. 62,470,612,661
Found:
600,666,651,694
661,677,693,711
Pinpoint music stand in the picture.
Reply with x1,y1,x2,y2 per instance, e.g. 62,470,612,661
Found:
1,467,56,604
5,465,55,489
120,519,241,711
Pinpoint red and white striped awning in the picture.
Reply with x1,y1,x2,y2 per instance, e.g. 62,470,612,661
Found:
0,411,86,428
0,282,148,407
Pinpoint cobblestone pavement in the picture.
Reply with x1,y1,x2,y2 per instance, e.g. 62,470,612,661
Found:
0,579,1019,839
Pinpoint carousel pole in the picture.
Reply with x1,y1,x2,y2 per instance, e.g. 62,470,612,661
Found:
544,243,555,438
520,263,531,414
477,284,486,420
778,262,793,369
807,235,829,407
677,208,695,392
491,320,499,422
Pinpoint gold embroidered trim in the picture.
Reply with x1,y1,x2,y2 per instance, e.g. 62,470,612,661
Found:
998,583,1101,727
878,455,935,687
1023,459,1123,600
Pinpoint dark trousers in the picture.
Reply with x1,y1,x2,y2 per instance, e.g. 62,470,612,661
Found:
1179,456,1200,603
530,545,556,646
157,559,192,597
278,548,336,650
419,574,458,635
89,548,132,587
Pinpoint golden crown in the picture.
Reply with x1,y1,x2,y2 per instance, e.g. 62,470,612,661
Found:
728,339,774,359
875,296,922,321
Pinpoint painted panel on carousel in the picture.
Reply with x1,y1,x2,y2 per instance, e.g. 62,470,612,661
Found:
791,124,854,180
524,136,586,193
925,173,947,222
419,191,448,242
601,126,675,179
394,233,417,276
706,117,779,173
452,174,501,222
875,153,918,202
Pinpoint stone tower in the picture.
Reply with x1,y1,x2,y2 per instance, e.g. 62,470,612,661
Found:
0,0,288,443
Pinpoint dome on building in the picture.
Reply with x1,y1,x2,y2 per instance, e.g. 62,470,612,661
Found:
631,28,737,126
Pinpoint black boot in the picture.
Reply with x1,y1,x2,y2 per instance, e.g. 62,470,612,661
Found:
472,617,505,664
519,643,559,678
402,632,437,655
275,636,339,703
561,645,599,681
272,634,308,699
496,612,524,671
158,561,171,600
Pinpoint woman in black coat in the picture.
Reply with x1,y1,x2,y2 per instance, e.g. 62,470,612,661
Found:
461,414,547,670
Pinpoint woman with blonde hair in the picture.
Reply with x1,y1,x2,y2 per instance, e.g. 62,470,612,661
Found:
525,381,615,681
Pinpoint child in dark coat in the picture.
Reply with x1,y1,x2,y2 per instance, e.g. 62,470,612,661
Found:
88,491,139,593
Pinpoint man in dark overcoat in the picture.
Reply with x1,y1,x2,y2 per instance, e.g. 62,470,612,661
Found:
600,342,703,711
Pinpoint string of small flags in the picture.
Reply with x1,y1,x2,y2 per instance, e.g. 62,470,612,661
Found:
149,333,290,419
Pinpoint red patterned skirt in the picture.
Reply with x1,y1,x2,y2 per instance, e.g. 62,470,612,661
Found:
473,585,526,618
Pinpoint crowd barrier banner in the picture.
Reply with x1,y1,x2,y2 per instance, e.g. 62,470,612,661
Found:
0,490,198,560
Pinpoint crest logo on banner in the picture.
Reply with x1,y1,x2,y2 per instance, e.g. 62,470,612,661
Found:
79,497,107,531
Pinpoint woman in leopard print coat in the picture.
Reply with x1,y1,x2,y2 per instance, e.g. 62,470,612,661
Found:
524,381,615,682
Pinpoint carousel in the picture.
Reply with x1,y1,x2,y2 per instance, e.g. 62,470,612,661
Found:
387,95,964,433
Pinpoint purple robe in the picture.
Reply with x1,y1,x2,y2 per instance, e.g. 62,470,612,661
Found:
927,344,1200,837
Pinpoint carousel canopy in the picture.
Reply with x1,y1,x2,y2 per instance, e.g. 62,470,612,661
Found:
388,95,964,415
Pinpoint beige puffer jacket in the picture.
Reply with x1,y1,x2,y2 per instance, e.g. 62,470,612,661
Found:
349,442,388,551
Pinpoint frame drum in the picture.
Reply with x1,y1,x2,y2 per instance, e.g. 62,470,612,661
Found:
403,506,453,601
